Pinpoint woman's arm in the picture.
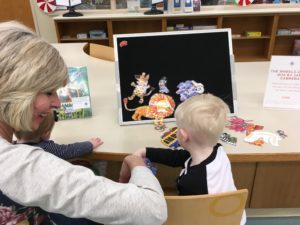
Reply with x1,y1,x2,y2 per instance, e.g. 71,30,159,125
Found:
0,140,167,225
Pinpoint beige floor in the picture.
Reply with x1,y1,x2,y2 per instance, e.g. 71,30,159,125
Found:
247,208,300,218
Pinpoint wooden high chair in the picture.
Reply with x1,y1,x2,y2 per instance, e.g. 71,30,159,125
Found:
163,189,248,225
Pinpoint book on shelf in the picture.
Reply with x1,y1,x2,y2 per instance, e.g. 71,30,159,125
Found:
290,28,300,35
277,28,292,36
277,28,300,36
192,25,217,30
56,66,92,120
244,31,261,37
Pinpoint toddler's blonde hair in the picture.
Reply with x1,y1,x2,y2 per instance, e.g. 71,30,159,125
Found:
175,93,229,146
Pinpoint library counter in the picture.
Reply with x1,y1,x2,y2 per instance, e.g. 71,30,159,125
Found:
52,43,300,209
51,43,299,161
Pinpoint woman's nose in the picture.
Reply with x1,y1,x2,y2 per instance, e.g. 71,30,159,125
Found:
51,92,61,108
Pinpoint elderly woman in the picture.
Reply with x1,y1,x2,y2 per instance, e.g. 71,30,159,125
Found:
0,21,167,225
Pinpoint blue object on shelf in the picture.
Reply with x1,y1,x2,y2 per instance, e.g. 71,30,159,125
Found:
89,30,106,39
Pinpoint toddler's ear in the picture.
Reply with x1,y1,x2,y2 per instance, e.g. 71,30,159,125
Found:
178,128,189,142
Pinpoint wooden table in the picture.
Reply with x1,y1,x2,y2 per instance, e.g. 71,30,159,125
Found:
52,43,300,209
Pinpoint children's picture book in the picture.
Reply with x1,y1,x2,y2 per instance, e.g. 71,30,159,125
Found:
56,66,92,120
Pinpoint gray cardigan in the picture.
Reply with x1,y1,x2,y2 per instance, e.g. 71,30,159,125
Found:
0,137,167,225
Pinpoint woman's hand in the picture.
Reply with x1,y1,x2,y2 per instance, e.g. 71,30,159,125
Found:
119,155,145,183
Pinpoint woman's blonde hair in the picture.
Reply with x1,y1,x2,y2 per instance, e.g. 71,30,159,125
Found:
175,93,230,146
0,21,68,131
15,111,56,141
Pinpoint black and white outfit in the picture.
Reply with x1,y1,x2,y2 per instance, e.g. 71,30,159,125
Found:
146,143,246,225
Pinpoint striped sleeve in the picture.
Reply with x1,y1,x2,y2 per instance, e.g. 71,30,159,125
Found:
34,140,93,160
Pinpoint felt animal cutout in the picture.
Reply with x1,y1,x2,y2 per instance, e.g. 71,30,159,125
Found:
244,131,282,147
158,76,170,94
128,72,155,104
123,93,175,130
176,80,204,101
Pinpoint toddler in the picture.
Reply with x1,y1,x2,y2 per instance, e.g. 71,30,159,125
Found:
133,93,246,225
15,111,103,159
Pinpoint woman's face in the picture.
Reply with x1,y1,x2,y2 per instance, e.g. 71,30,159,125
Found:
32,91,60,130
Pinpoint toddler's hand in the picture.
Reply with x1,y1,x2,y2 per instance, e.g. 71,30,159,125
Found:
89,138,103,149
133,148,146,158
119,155,146,183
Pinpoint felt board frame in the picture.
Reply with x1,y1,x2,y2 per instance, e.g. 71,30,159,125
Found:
113,28,236,125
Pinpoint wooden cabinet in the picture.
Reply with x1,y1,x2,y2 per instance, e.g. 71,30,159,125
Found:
222,14,275,61
54,19,110,46
250,162,300,208
110,18,163,45
273,14,300,56
0,0,35,31
54,10,300,62
164,16,220,30
102,159,300,208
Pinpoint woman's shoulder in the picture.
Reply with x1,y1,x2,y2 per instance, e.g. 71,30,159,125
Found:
0,137,40,153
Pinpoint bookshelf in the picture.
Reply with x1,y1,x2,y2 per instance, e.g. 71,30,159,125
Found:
54,19,110,46
53,6,300,62
273,13,300,55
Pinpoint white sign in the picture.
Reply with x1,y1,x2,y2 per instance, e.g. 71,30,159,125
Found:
263,56,300,109
55,0,82,6
72,96,91,109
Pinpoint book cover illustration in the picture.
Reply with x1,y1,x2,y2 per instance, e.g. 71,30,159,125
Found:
56,66,92,120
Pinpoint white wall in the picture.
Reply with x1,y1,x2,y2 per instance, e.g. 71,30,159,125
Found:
30,0,59,43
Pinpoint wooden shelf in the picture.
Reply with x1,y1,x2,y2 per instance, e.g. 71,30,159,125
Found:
54,11,300,62
273,36,297,55
61,37,109,41
112,19,163,34
276,34,300,37
232,35,271,40
166,16,219,27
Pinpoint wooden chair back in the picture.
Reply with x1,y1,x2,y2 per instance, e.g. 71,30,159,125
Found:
88,43,114,61
163,189,248,225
